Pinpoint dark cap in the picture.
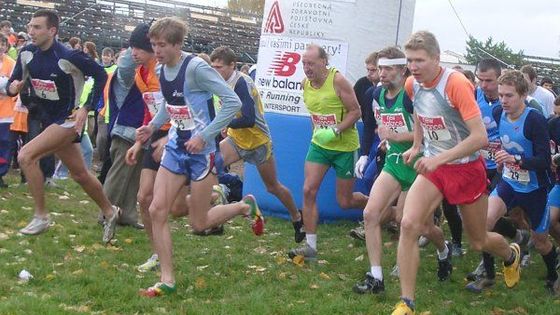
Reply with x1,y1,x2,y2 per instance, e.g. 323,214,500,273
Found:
129,23,152,53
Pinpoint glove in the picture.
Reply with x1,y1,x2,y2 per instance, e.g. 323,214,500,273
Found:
314,127,337,145
354,155,369,179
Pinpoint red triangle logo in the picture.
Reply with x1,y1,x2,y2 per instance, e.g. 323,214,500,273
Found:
264,1,284,34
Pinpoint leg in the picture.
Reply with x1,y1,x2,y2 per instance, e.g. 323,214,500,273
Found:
219,137,241,166
549,207,560,243
257,156,300,221
80,133,94,171
302,161,329,234
336,176,368,210
149,167,187,284
138,169,157,251
398,175,444,300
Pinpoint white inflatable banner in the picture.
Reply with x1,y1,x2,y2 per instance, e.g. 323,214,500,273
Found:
256,0,416,116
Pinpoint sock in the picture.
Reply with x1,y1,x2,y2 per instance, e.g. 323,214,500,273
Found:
504,249,516,267
306,234,317,250
482,252,496,279
400,297,415,310
542,246,559,282
437,242,449,260
370,265,383,281
442,201,462,244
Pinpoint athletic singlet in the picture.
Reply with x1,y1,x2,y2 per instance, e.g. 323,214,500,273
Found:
303,67,359,152
476,87,501,169
373,88,413,155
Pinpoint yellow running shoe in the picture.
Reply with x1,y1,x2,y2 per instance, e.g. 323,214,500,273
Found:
391,301,415,315
503,243,521,288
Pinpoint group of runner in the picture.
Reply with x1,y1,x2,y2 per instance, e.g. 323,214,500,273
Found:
2,9,560,314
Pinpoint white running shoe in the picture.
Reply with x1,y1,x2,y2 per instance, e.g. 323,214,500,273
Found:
20,216,50,235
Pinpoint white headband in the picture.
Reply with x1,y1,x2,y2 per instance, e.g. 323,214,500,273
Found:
378,58,407,66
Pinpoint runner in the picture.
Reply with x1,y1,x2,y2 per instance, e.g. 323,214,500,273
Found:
392,31,520,315
6,9,119,243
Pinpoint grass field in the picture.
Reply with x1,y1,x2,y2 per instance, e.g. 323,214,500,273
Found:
0,174,559,314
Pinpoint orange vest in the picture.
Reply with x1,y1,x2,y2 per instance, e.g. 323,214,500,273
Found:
10,97,28,133
0,54,16,122
135,59,170,131
99,71,114,119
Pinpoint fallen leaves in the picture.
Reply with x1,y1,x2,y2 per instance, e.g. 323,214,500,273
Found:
292,255,305,267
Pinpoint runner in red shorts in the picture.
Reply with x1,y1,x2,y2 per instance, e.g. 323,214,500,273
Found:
391,31,521,315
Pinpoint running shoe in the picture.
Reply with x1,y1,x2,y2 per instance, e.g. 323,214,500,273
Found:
451,242,464,257
465,276,495,293
103,206,121,244
437,241,452,281
545,277,560,296
211,184,229,207
288,244,317,261
391,301,415,315
418,235,429,248
349,221,366,241
243,194,264,236
503,243,521,288
192,225,225,236
139,282,176,297
466,260,485,281
353,272,385,294
293,210,305,243
137,254,159,273
20,216,50,235
390,264,400,278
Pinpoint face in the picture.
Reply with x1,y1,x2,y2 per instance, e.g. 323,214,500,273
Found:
378,64,405,90
0,40,6,56
27,16,56,48
150,37,181,65
101,53,114,66
554,105,560,117
0,25,9,35
476,69,499,99
366,63,379,84
211,59,235,81
543,82,554,91
131,47,153,66
405,49,439,84
498,84,525,115
302,48,327,81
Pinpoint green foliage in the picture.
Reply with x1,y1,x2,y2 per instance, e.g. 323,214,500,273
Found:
465,36,525,68
228,0,265,15
0,175,557,314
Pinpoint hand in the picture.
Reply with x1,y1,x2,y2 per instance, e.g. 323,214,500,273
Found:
494,150,514,165
402,146,420,165
136,124,155,144
354,155,369,179
377,125,395,141
413,156,444,175
185,135,205,153
125,142,142,165
70,107,88,134
221,128,228,138
9,80,24,95
151,136,167,163
314,127,337,145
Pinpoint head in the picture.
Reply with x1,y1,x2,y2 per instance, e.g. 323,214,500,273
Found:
376,46,407,90
302,44,328,81
462,70,476,86
520,64,537,89
240,64,250,74
365,51,379,84
28,10,59,49
0,21,11,36
148,17,187,65
197,52,211,65
210,46,237,80
476,58,502,99
541,77,554,92
554,96,560,117
83,41,98,60
404,31,441,84
129,23,154,65
16,32,28,47
0,33,7,57
498,70,529,115
68,37,81,50
101,47,115,66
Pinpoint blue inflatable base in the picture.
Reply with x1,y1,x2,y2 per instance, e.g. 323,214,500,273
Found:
243,112,369,223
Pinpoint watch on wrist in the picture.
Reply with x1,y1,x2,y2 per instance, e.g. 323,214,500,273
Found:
333,126,341,136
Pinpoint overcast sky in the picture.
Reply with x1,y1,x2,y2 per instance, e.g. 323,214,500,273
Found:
183,0,560,59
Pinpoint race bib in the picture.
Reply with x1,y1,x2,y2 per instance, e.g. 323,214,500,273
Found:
481,141,502,161
417,115,451,141
381,113,408,134
166,104,195,131
504,163,529,184
311,113,337,129
374,107,381,122
143,92,164,117
31,79,59,101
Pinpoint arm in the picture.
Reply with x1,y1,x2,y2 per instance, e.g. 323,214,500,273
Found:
333,72,361,132
69,51,108,111
192,61,242,145
6,49,24,96
114,48,136,90
228,77,256,129
435,115,488,164
360,87,376,156
521,111,551,170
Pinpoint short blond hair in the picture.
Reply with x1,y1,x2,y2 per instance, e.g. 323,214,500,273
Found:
404,31,440,57
498,70,529,96
148,17,187,46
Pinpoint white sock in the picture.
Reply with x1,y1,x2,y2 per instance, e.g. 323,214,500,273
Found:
513,230,523,244
437,243,449,260
370,265,383,280
306,234,317,250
